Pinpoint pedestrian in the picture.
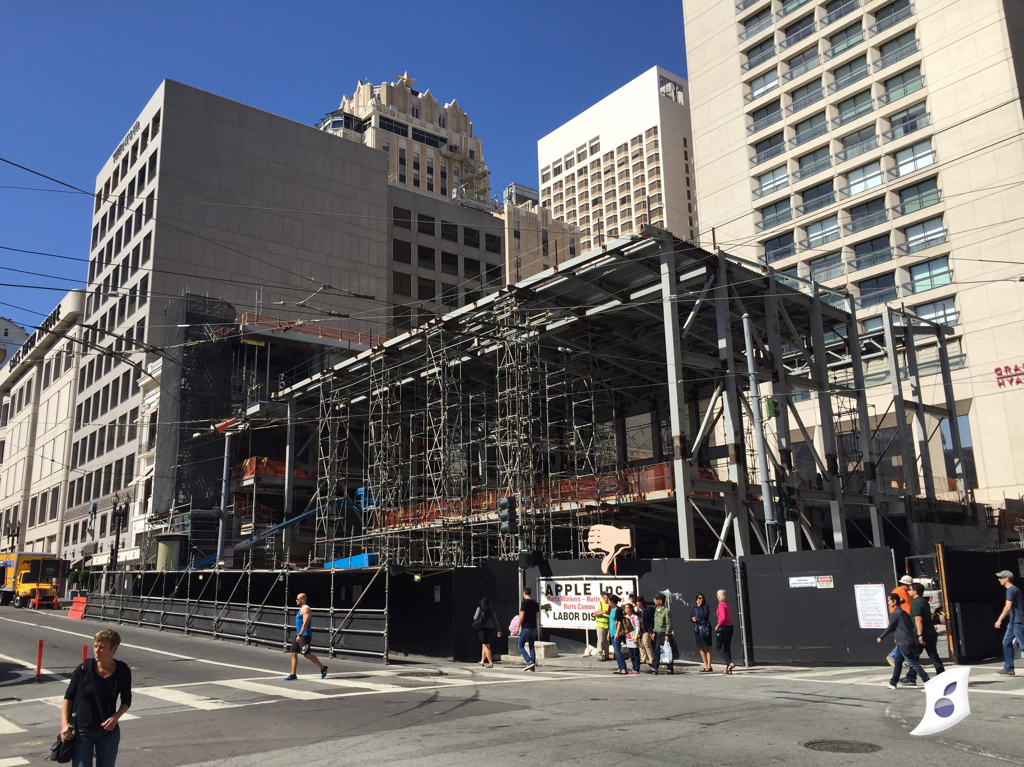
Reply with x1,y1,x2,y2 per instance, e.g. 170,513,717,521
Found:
650,593,674,675
284,592,328,681
474,597,502,668
60,629,132,767
608,594,628,674
637,595,655,667
714,589,735,674
877,592,930,689
902,582,944,683
995,569,1024,677
886,575,914,668
621,602,642,674
691,592,713,672
518,586,541,672
594,590,611,661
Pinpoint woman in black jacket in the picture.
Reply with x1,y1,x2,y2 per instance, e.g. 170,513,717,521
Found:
474,598,502,668
61,629,132,766
691,593,713,672
877,592,930,689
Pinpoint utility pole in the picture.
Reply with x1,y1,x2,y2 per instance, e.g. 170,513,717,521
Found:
108,493,130,589
216,430,233,566
742,313,780,553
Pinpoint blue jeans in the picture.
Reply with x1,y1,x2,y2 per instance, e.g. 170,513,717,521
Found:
1002,622,1024,671
612,636,625,671
518,627,537,665
890,647,929,686
905,634,945,680
74,724,120,767
627,644,640,672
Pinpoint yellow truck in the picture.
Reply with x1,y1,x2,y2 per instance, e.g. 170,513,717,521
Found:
0,552,62,608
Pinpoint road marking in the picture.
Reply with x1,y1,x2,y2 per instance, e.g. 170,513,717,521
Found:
0,714,27,734
0,757,31,766
0,651,58,678
133,686,240,710
315,678,408,693
215,679,322,700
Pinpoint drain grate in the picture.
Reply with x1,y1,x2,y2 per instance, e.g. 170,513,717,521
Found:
397,670,447,677
804,740,881,754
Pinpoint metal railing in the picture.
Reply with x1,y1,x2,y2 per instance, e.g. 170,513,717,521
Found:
874,38,919,71
839,176,884,198
790,121,828,147
777,0,813,20
783,54,820,80
737,0,763,12
879,74,925,105
739,15,773,41
896,230,946,255
795,192,835,216
882,112,930,141
751,142,787,166
757,208,794,230
787,87,825,114
856,286,899,308
869,2,914,37
753,177,789,198
828,65,870,93
888,150,935,178
792,156,832,179
822,0,860,27
903,268,953,294
745,80,780,102
832,99,875,127
766,243,797,262
779,22,817,49
809,263,845,281
800,227,840,249
824,32,865,60
835,135,879,162
850,247,893,270
844,208,888,233
742,46,778,71
892,189,941,216
748,110,784,134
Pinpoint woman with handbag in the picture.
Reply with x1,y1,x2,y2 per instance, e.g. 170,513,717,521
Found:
473,598,502,668
650,593,675,675
620,602,642,674
691,592,713,672
714,589,736,675
608,594,628,674
60,629,132,767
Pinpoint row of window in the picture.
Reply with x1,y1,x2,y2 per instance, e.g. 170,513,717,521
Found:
23,485,61,529
65,453,135,512
91,150,157,257
75,367,141,432
70,407,139,470
540,137,605,182
393,208,502,253
740,0,910,47
94,110,160,216
88,228,153,326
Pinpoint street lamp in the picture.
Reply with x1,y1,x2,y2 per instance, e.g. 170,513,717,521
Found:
108,493,131,572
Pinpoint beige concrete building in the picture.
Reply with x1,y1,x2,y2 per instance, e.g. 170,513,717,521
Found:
0,292,83,556
0,318,29,366
538,66,699,250
317,74,491,204
683,0,1024,514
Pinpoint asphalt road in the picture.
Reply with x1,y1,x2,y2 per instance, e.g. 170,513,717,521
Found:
1,606,1022,767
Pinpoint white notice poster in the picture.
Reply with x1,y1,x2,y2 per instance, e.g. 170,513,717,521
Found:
855,583,889,629
538,576,639,629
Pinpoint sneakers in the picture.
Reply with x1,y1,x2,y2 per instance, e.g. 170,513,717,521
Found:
523,663,535,672
887,683,898,690
628,670,639,675
886,655,895,667
898,677,916,686
321,666,329,680
996,669,1015,676
282,674,297,681
648,669,658,675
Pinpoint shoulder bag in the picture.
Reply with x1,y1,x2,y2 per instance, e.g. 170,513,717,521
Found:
48,664,86,763
471,607,484,631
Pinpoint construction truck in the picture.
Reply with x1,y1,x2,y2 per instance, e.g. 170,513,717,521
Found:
0,552,62,608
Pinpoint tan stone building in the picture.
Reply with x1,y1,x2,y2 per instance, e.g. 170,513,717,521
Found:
683,0,1024,515
537,66,699,249
317,73,491,204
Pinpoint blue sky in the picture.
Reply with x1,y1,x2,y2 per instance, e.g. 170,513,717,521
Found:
0,1,687,330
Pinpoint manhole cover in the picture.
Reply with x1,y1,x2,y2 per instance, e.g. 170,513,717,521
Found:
397,670,447,677
804,741,881,754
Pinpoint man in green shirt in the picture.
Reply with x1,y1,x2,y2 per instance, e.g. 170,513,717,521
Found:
902,582,944,684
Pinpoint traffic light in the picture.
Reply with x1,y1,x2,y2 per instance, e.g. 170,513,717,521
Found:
765,398,780,418
775,479,797,522
499,496,518,535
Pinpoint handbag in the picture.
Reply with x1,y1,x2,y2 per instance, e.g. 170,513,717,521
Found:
471,608,484,631
48,664,85,763
660,638,673,664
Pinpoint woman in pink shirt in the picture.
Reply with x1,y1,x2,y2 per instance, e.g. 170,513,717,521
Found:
714,589,735,674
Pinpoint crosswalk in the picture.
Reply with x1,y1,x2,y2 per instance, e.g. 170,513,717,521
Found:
0,666,584,734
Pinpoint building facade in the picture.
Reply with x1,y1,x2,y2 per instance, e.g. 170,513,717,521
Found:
0,292,83,556
537,66,699,249
317,74,491,204
0,318,29,366
683,0,1024,512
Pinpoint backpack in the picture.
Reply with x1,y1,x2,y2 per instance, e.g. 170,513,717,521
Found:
508,615,520,635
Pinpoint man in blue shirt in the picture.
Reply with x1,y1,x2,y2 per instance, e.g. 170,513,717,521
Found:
995,570,1024,677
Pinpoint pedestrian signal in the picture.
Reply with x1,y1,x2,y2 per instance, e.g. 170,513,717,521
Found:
765,398,780,418
499,496,518,535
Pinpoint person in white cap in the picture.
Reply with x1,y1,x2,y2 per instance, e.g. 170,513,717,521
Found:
995,570,1024,676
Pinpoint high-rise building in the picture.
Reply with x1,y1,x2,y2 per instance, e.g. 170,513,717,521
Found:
317,73,491,203
537,66,699,249
683,0,1024,513
0,318,29,366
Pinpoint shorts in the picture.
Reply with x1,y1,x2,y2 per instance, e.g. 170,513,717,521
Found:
289,636,312,655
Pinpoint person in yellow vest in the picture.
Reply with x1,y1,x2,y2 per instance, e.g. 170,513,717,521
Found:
594,591,611,661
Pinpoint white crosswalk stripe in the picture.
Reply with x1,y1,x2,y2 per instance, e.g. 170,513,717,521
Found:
0,714,26,734
0,757,31,766
133,686,240,710
214,679,323,700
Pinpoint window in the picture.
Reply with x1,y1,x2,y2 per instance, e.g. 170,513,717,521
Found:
486,263,502,284
393,240,411,264
746,38,776,69
64,526,71,546
846,160,883,195
858,272,897,307
485,233,501,254
28,497,37,528
542,229,549,257
742,8,772,40
99,514,107,537
838,125,877,161
796,146,831,178
393,207,411,229
764,232,796,262
824,0,858,25
759,200,792,230
784,15,816,46
809,251,843,281
879,30,917,68
393,272,412,297
829,22,863,57
851,234,892,270
464,258,481,278
915,297,958,326
464,227,480,248
440,221,458,242
832,55,868,91
749,70,779,100
786,46,819,78
847,197,887,233
887,102,928,141
894,140,934,176
835,89,873,124
441,284,458,307
793,112,827,146
806,216,840,247
756,166,788,196
789,79,823,112
379,116,408,137
417,245,436,270
903,216,945,253
417,214,435,236
874,0,912,34
897,177,939,214
800,180,834,213
883,66,923,103
417,277,436,301
72,523,79,545
753,132,785,165
909,257,951,293
440,251,459,276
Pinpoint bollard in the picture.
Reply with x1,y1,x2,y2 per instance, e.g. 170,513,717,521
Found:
82,644,88,664
36,640,43,681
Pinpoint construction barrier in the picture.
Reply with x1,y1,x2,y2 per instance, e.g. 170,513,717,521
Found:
67,597,87,620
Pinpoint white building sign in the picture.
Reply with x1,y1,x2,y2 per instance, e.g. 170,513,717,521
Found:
538,575,639,629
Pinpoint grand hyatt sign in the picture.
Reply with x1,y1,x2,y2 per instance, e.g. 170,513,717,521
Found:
8,304,61,372
995,364,1024,388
